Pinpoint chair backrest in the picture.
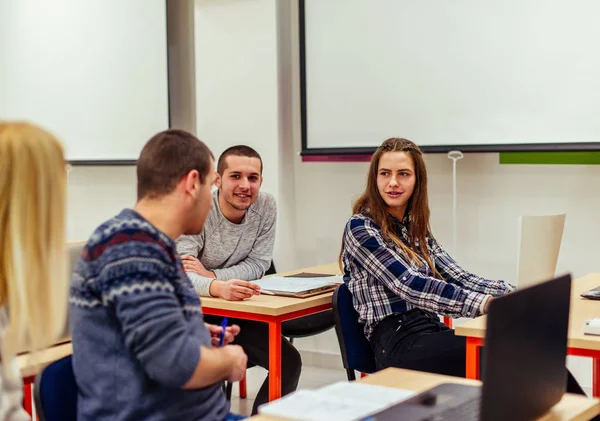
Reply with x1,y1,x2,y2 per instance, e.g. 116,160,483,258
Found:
265,261,277,276
332,284,377,379
59,242,85,340
517,214,566,288
34,355,77,421
68,242,85,273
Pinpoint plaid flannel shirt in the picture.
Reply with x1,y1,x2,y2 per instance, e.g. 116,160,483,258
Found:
341,213,516,339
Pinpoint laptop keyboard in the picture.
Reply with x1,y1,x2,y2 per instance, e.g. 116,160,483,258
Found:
435,397,480,421
370,384,482,421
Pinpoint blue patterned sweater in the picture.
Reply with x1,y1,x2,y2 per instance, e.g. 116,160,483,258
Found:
70,209,229,421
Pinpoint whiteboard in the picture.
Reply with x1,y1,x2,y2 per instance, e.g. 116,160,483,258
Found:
301,0,600,153
0,0,169,161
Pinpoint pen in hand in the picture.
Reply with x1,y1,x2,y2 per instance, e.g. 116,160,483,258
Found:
218,317,229,347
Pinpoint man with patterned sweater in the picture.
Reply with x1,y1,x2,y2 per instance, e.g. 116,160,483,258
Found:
70,130,248,421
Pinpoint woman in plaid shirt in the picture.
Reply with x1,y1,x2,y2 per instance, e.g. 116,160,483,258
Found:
340,138,586,395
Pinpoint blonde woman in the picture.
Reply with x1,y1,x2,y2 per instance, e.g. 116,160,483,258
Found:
0,122,69,420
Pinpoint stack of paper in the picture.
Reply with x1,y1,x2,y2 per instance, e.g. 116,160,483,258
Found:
254,275,342,295
257,382,415,421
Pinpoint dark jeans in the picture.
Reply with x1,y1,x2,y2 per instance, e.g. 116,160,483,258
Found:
205,315,302,415
370,309,588,396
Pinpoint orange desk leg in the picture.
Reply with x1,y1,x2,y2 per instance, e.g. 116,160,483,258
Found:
22,375,35,418
465,337,482,380
268,320,282,401
239,374,248,399
594,358,600,397
23,383,32,417
443,317,452,328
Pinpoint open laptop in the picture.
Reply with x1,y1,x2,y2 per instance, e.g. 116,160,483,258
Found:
370,273,572,421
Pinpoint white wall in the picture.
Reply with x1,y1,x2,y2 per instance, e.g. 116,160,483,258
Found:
63,0,599,388
291,153,600,281
66,166,136,241
193,0,300,271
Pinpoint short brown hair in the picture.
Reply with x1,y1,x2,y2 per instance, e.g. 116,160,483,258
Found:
137,129,214,200
217,145,263,175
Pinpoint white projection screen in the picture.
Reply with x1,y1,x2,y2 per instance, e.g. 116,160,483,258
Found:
0,0,169,162
300,0,600,154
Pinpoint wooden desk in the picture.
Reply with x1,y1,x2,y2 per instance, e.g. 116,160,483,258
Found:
18,341,73,379
201,262,340,402
455,273,600,395
248,368,600,421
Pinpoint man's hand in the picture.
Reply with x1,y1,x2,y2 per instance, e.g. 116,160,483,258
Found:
206,323,241,346
183,344,247,389
222,345,248,382
210,279,262,301
181,255,216,278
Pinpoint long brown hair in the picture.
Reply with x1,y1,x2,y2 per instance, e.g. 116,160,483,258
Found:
342,138,439,276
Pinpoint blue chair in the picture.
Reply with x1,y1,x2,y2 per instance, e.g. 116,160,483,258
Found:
332,283,377,380
34,355,77,421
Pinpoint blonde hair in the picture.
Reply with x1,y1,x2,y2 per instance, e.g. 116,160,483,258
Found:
0,122,68,357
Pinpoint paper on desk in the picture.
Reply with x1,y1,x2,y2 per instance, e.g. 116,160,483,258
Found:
257,382,415,421
318,381,414,404
254,275,342,294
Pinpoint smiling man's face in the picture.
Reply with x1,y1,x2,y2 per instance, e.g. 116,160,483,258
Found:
216,155,263,212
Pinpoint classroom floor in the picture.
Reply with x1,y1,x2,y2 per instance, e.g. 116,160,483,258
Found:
229,365,349,416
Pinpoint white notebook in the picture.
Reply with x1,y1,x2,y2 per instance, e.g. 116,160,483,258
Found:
257,382,415,421
254,275,342,295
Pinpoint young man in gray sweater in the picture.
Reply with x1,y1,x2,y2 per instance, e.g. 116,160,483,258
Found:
176,145,301,415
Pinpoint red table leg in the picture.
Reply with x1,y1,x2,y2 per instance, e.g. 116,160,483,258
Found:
23,383,32,417
566,348,600,397
268,320,282,401
22,375,36,418
465,337,482,380
239,374,247,399
202,303,331,402
594,357,600,397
